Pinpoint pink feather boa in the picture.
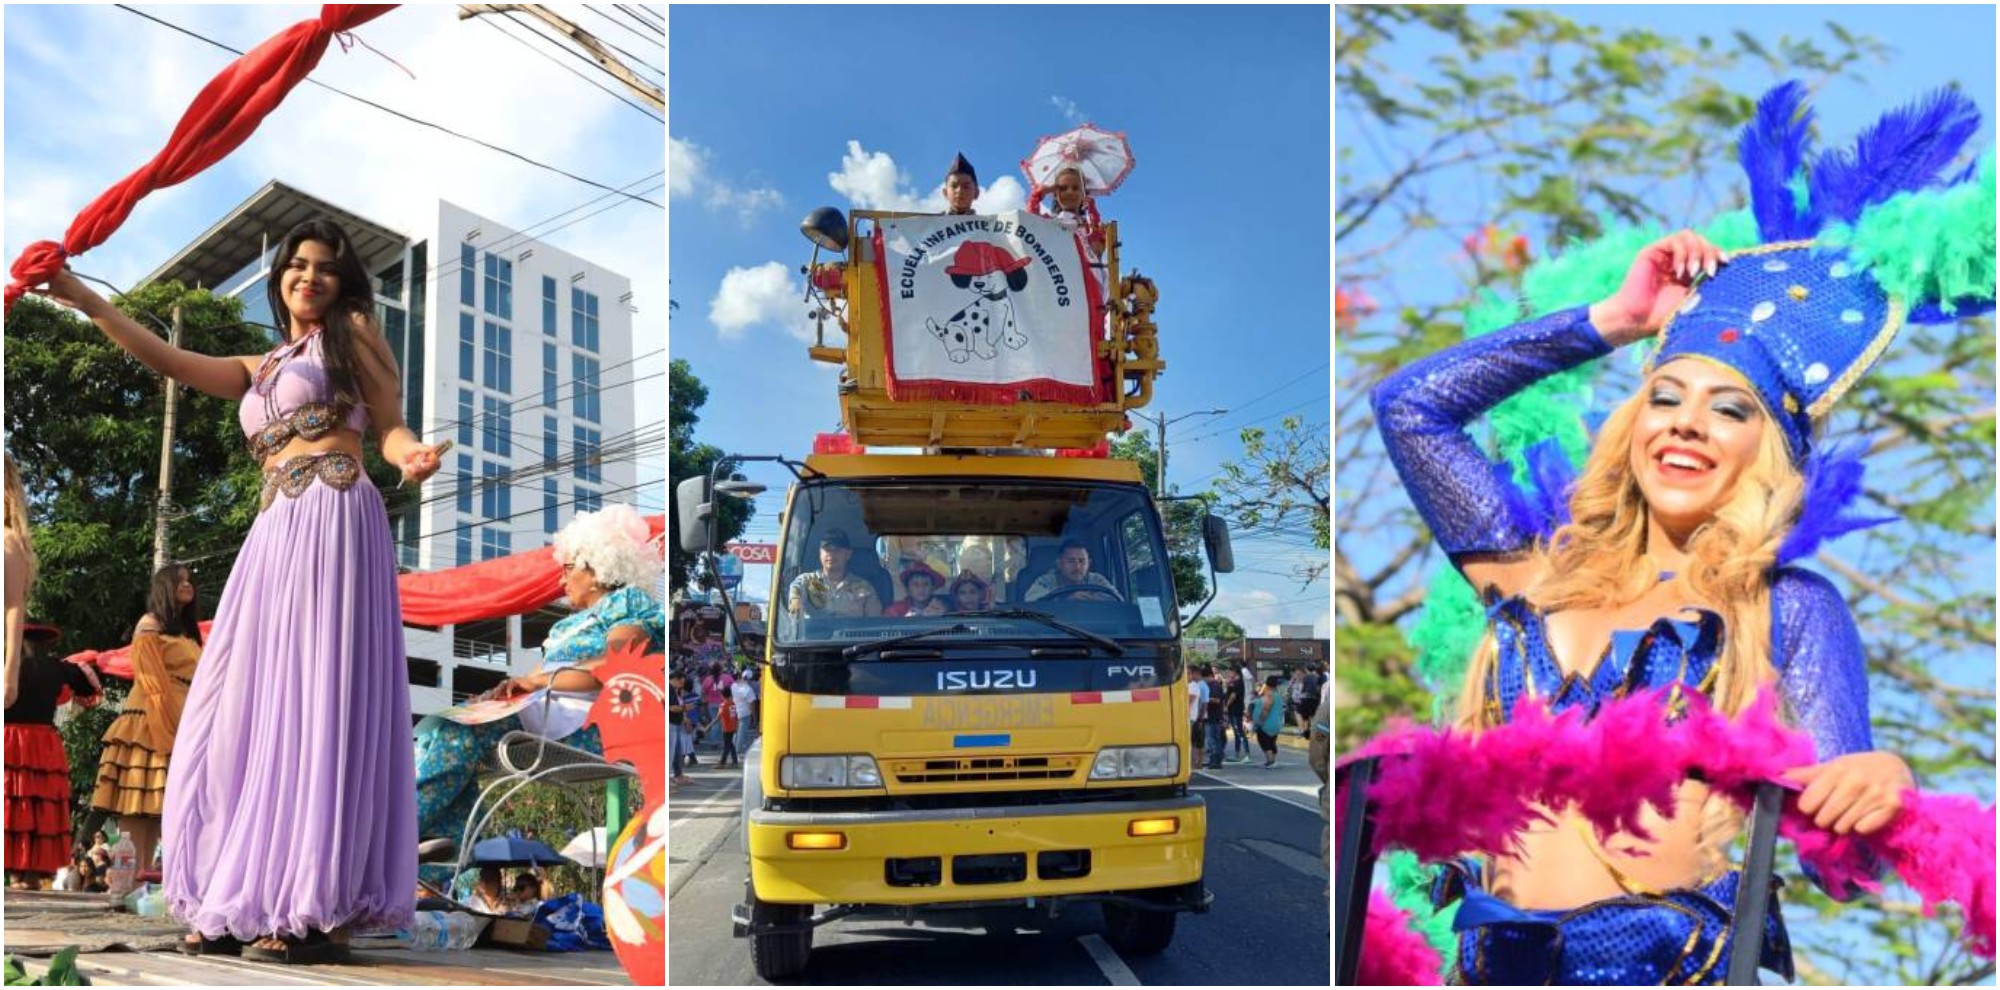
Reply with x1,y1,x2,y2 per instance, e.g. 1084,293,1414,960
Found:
1336,688,1995,958
1360,890,1444,986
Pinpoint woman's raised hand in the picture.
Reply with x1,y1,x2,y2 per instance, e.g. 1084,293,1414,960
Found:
31,269,104,315
400,442,446,486
1588,230,1726,347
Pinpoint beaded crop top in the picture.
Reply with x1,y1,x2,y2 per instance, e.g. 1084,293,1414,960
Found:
237,329,370,463
1370,305,1874,765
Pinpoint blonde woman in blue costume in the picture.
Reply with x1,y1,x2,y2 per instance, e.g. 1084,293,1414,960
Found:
1370,82,1993,984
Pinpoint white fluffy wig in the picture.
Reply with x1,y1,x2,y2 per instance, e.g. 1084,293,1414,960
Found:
552,503,663,591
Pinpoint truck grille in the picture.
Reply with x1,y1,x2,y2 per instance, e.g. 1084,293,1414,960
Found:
887,755,1085,785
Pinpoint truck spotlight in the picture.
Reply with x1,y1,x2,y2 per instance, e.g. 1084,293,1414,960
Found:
801,207,850,252
1127,818,1180,837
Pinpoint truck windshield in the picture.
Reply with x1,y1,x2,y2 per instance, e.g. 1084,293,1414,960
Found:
775,481,1177,648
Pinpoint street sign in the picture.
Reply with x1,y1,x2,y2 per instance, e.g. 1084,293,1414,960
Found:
725,542,778,565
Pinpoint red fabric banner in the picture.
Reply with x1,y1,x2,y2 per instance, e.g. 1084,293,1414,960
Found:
72,514,665,677
5,5,399,314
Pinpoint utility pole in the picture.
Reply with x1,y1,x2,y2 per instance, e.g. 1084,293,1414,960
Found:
152,305,183,571
1132,408,1227,494
458,4,664,113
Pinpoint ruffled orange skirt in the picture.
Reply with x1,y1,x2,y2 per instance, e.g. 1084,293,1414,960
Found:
90,710,169,818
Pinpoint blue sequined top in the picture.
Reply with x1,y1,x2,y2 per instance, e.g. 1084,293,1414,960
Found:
543,585,666,670
1370,305,1874,764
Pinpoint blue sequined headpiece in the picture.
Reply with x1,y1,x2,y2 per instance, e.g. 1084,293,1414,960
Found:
1649,82,1994,462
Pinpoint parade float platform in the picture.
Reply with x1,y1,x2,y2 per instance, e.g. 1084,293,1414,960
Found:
3,891,634,986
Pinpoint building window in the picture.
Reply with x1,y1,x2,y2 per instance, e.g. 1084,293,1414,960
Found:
574,426,601,483
377,257,405,304
575,486,601,514
456,527,473,567
481,462,511,521
407,242,428,431
571,353,600,423
456,453,474,514
482,320,512,394
571,288,600,353
481,396,512,457
459,313,476,383
457,389,475,448
543,416,558,467
483,253,513,321
543,478,559,534
481,526,511,561
459,244,475,307
542,342,559,408
542,276,558,339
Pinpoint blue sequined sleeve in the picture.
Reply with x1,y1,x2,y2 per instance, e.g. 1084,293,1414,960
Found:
1369,305,1610,560
1770,567,1873,760
1771,565,1881,898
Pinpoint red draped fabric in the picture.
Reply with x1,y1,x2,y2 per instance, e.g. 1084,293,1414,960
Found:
397,514,667,627
68,514,666,679
5,5,399,313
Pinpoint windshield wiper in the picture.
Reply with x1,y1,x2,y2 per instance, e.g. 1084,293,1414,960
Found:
951,609,1125,655
842,624,975,660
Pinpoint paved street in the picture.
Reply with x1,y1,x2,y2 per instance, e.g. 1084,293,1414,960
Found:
668,735,1330,986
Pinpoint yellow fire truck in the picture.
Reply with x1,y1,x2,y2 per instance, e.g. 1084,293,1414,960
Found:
678,206,1232,980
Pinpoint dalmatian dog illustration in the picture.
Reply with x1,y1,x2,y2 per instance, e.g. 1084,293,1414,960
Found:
925,241,1032,363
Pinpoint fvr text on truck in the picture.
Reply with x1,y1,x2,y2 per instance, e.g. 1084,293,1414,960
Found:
677,204,1233,981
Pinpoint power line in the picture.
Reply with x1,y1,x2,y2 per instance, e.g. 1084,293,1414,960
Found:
494,7,664,103
424,351,663,436
112,5,662,210
614,4,666,36
576,4,666,65
417,172,664,286
473,13,662,124
1167,361,1329,443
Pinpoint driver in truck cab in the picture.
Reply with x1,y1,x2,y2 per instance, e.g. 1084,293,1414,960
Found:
1023,539,1117,601
785,529,882,618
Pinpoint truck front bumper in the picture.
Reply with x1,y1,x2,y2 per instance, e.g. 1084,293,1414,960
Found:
741,794,1206,910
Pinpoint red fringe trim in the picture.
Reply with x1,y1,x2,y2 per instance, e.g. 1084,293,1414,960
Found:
885,378,1102,406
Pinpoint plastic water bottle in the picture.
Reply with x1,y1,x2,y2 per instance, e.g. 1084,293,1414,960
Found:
107,834,138,899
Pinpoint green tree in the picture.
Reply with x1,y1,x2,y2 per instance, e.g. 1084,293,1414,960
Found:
1183,614,1244,641
4,287,283,654
669,359,753,594
1109,429,1208,610
1337,9,1992,985
1210,416,1330,586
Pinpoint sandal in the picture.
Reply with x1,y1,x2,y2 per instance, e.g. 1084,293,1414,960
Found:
179,933,242,956
242,931,348,965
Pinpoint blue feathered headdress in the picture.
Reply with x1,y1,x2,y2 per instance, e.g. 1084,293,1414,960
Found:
1654,81,1994,463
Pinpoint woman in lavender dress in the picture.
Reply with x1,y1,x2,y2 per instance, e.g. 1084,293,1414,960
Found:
36,218,445,963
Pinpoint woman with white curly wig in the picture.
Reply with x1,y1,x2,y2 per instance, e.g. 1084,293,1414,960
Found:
412,504,665,872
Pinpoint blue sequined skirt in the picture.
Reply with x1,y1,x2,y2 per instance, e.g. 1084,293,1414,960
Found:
1433,859,1793,986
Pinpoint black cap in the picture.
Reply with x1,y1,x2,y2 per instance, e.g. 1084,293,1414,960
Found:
946,152,977,184
818,528,852,549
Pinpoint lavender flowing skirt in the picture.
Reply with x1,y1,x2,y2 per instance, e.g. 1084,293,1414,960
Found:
162,476,416,939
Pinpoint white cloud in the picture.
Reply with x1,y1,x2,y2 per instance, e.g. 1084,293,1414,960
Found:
1314,609,1331,638
1050,94,1086,124
671,135,784,223
828,140,926,211
974,176,1028,213
828,141,1029,214
709,262,810,342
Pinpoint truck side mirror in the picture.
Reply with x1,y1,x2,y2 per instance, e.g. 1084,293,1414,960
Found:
1202,514,1235,574
675,475,714,555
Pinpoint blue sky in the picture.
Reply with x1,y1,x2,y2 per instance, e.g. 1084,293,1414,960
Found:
669,5,1332,634
2,4,666,532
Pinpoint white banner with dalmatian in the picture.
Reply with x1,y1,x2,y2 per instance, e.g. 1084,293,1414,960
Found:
875,211,1105,405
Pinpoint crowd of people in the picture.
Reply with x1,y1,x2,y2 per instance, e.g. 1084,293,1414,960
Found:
1183,661,1327,770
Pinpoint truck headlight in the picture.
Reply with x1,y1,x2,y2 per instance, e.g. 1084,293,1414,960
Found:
1089,745,1179,780
780,754,883,789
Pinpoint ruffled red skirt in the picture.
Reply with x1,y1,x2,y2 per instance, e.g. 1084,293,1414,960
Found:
5,723,73,876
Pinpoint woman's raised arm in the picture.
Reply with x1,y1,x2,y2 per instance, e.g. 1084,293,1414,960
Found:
34,270,251,400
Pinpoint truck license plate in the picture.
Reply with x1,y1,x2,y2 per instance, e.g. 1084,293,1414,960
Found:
921,696,1056,730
